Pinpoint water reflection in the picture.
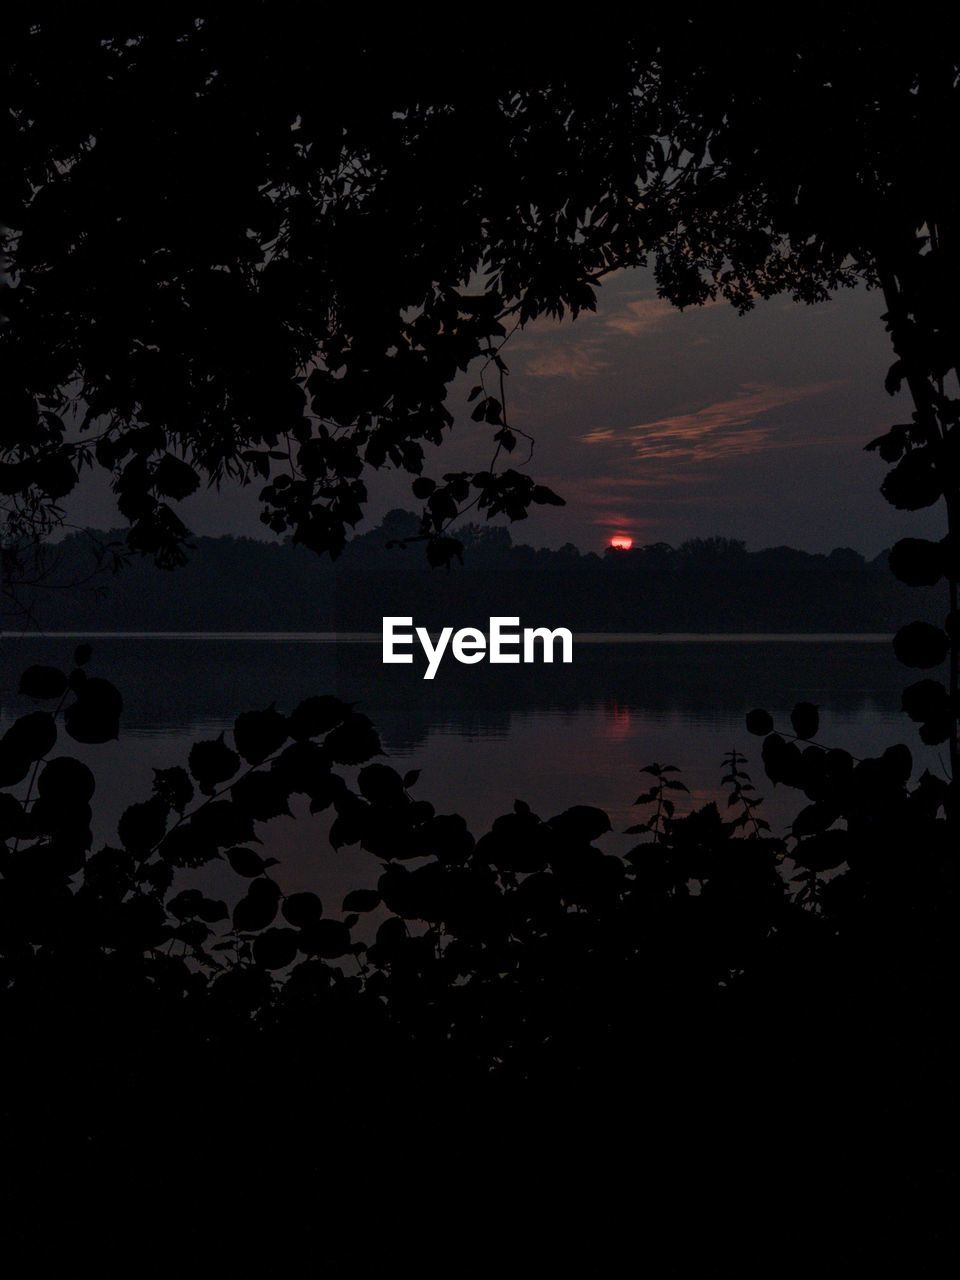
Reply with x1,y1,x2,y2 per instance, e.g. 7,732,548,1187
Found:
2,635,932,903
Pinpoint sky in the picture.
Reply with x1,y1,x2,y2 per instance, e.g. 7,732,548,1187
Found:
63,267,942,557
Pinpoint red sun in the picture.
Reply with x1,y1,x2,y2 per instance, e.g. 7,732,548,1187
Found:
608,535,634,550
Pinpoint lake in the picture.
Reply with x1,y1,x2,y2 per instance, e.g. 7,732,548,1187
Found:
1,633,939,904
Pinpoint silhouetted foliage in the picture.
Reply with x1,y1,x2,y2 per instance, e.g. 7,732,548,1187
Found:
2,651,957,1267
3,10,958,775
3,13,960,1268
2,17,958,577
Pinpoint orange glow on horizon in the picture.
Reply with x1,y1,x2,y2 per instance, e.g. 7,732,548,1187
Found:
608,535,634,550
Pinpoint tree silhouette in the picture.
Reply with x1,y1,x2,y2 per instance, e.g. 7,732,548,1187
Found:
2,13,960,1267
4,14,958,777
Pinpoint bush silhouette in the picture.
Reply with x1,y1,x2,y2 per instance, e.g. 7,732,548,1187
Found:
2,647,956,1268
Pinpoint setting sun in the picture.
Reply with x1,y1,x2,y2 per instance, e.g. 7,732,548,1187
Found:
608,535,634,550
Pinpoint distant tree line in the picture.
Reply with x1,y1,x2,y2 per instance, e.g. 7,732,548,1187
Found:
5,515,940,635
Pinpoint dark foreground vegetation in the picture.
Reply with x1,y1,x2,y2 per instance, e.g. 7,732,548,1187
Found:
1,647,957,1271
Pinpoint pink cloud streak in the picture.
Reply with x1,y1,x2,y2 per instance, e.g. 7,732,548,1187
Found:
579,381,844,462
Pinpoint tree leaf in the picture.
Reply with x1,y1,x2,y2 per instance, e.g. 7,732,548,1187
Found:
18,665,68,700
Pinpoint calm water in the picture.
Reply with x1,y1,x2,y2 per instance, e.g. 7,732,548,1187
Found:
1,634,940,903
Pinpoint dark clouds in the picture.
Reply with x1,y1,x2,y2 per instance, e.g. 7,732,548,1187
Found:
490,269,942,554
62,268,942,556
